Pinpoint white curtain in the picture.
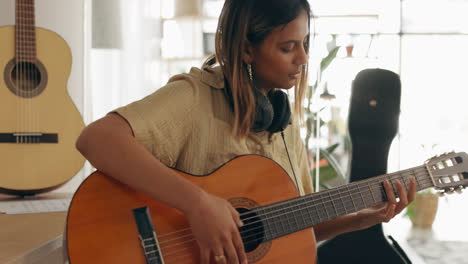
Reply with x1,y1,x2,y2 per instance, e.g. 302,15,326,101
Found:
90,0,162,121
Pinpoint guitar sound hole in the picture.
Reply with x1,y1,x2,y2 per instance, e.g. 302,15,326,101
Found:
4,58,48,98
237,208,265,253
12,61,41,91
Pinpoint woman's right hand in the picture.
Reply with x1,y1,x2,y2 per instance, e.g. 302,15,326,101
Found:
184,192,248,264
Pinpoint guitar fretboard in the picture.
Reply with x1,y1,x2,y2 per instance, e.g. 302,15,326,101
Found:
250,165,433,242
16,0,36,60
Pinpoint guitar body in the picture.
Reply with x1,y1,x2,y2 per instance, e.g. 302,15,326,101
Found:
66,155,317,264
0,26,85,195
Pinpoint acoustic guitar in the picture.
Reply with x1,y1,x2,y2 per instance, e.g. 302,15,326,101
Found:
66,152,468,264
0,0,85,195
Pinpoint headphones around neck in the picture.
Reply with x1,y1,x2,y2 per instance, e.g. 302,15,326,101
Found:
224,79,292,134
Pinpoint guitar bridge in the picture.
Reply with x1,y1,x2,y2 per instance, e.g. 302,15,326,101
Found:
133,207,165,264
0,133,58,143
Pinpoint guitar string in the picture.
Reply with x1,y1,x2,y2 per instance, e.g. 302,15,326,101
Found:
32,0,36,144
155,165,429,241
18,0,22,144
158,171,430,251
23,0,27,143
15,0,18,143
159,176,434,261
158,170,430,254
23,0,32,143
29,0,34,143
154,168,431,258
27,0,31,144
146,168,430,256
21,0,26,143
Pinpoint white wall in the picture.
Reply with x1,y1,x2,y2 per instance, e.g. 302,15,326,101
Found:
0,0,90,194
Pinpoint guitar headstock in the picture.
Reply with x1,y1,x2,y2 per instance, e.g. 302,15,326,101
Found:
425,152,468,195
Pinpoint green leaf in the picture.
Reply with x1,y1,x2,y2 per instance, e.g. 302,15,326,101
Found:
325,143,340,154
320,46,340,73
309,147,346,191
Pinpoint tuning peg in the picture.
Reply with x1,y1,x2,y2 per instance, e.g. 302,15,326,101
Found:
456,187,463,194
446,187,456,194
437,192,446,197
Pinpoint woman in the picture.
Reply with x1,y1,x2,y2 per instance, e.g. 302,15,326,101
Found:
76,0,416,263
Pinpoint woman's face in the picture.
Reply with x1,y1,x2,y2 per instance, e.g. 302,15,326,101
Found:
248,9,309,92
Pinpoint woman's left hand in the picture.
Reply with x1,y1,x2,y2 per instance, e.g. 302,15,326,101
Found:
349,177,417,231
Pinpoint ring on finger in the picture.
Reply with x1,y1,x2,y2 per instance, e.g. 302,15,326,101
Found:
214,255,226,262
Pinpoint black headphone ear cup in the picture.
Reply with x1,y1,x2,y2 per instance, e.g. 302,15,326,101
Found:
251,88,274,132
267,90,291,133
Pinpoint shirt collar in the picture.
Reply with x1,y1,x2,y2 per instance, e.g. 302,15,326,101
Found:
200,66,225,89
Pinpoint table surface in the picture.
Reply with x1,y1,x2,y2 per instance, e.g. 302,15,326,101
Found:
0,193,70,264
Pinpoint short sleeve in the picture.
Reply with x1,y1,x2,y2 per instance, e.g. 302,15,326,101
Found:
111,77,200,167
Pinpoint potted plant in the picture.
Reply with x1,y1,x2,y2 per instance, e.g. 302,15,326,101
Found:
304,41,346,191
404,189,439,228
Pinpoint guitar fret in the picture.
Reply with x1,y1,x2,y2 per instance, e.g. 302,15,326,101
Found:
341,187,354,213
295,200,303,229
285,205,293,234
279,209,287,236
17,10,35,14
313,200,322,224
368,181,377,204
304,199,311,227
338,190,348,214
302,200,310,228
16,39,36,43
15,36,36,41
295,199,306,229
15,28,36,32
15,54,36,58
332,191,345,216
357,184,367,208
261,207,272,238
401,173,408,191
414,169,422,191
286,201,295,231
295,199,303,227
320,193,330,220
269,208,278,240
385,175,392,201
351,186,363,210
260,208,273,240
346,185,357,212
16,17,35,20
328,191,338,217
16,48,36,51
17,7,34,12
305,201,314,226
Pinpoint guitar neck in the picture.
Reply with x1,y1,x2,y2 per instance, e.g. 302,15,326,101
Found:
16,0,37,60
255,164,434,242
